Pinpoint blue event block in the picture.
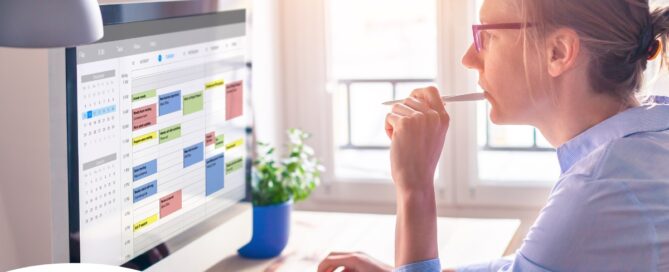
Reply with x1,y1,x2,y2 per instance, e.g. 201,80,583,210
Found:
159,90,182,116
183,142,204,168
133,159,157,181
133,180,157,203
205,154,225,196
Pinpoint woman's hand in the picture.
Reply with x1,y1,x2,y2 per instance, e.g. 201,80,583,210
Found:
317,252,392,272
384,86,450,194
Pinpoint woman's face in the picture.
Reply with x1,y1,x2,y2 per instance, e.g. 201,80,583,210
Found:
462,0,549,125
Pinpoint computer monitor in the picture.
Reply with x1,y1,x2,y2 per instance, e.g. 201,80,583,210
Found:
65,1,250,269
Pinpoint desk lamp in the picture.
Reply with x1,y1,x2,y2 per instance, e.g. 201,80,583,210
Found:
0,0,103,48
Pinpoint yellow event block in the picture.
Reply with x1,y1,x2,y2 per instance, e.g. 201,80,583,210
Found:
205,79,225,89
133,214,158,232
225,138,244,150
133,131,157,146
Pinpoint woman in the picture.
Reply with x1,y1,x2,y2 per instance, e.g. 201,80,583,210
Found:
318,0,669,271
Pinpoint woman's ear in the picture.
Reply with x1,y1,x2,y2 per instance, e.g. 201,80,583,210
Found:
546,28,581,77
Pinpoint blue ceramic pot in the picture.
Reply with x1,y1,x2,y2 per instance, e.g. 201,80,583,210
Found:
237,200,292,259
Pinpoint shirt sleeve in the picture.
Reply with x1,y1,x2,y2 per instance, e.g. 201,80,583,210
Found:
394,258,441,272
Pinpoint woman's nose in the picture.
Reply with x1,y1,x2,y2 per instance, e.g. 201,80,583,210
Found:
461,43,482,71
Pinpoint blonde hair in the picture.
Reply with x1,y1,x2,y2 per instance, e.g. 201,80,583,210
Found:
517,0,669,105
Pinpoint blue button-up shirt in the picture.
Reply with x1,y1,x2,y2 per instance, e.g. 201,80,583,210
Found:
396,96,669,272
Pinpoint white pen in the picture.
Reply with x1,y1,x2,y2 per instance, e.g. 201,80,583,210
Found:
381,92,485,106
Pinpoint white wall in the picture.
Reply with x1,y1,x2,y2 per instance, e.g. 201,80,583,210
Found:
0,192,18,271
0,48,53,270
249,0,283,147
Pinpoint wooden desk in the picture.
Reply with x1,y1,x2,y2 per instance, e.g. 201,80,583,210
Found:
201,209,520,271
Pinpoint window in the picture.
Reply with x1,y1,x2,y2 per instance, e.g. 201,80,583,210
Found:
279,0,554,206
280,0,667,208
477,108,560,184
328,0,437,181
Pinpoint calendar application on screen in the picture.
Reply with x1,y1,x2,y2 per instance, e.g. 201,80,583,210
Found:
75,19,247,264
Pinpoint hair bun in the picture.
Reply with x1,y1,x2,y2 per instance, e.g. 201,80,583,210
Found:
627,24,656,63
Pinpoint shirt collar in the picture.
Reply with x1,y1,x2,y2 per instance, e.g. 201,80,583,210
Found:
557,95,669,174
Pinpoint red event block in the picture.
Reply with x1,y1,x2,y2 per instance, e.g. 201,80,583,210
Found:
159,190,182,218
205,132,216,146
225,81,243,120
132,104,157,131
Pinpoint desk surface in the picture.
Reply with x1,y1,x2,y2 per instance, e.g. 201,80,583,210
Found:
148,205,520,272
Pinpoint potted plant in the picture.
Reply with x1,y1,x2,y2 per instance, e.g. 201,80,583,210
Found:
238,128,324,259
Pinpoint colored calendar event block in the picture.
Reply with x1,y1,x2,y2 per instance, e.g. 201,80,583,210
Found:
205,154,225,196
160,190,182,218
159,90,182,116
205,79,224,89
206,132,216,146
132,89,156,102
226,157,243,174
133,159,157,181
215,135,225,149
159,124,181,144
183,91,204,115
133,180,157,203
132,104,157,131
183,142,204,168
133,214,158,232
225,138,243,151
133,131,157,146
225,80,243,120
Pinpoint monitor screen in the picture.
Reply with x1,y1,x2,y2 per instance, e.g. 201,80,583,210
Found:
66,3,249,269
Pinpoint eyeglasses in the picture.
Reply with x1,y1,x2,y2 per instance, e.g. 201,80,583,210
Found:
472,23,533,52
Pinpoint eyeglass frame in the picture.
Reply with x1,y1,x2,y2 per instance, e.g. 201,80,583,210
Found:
472,23,534,52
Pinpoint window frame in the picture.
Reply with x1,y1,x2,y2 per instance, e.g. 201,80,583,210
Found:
278,0,552,209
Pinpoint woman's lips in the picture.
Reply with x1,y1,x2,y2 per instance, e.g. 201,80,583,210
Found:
478,82,491,101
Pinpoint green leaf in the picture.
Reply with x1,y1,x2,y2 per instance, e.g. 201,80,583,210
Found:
250,128,326,206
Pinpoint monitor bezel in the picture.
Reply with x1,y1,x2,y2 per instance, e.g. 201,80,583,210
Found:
66,1,251,269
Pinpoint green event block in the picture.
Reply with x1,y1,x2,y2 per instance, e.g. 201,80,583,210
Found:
132,89,156,102
215,135,225,149
183,91,203,115
226,157,244,174
159,124,181,144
